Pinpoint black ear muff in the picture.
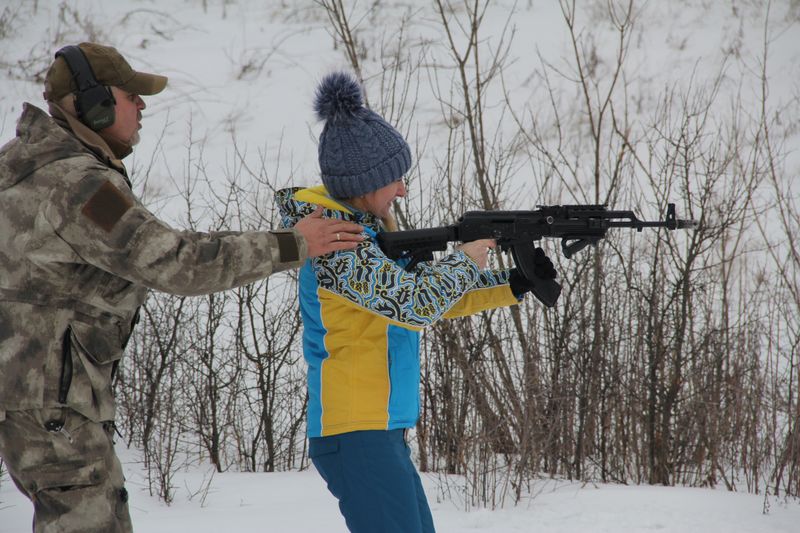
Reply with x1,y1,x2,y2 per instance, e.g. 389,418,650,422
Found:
55,45,116,131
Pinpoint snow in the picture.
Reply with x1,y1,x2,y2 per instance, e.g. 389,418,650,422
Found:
2,446,800,532
2,0,800,531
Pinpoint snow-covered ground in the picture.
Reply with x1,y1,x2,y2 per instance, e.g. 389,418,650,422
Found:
2,446,800,532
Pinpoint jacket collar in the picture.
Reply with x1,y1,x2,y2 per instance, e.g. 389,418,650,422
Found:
294,185,383,229
47,102,129,175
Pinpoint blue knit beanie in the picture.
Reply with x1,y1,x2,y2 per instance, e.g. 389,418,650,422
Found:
314,71,412,200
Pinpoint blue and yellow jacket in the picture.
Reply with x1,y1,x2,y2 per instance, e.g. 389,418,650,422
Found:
277,186,519,438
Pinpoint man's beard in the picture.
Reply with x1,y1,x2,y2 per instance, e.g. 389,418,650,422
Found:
129,131,140,146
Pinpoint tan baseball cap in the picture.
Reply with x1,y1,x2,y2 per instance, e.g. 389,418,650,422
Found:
44,42,167,101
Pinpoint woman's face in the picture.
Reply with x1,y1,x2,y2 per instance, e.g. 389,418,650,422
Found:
352,179,406,219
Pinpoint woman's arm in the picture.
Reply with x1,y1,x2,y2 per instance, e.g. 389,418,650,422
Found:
312,238,482,328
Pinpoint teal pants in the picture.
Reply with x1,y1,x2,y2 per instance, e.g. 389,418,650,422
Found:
309,429,435,533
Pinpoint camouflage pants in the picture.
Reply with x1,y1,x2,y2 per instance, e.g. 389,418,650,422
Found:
0,408,132,533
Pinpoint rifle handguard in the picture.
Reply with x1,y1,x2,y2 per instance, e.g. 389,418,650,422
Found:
561,237,599,259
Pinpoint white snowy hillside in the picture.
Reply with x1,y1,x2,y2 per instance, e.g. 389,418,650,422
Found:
2,1,800,532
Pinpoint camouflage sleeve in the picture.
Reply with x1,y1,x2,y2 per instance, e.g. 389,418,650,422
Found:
41,167,306,296
311,237,481,328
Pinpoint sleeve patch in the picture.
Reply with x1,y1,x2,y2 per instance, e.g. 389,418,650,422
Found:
81,180,133,232
274,231,299,263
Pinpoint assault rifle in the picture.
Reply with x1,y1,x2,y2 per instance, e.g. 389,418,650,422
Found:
377,203,696,308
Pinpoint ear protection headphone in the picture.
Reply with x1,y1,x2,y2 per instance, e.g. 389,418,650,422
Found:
55,45,116,131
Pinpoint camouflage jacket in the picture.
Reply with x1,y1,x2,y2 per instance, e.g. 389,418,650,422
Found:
0,103,306,421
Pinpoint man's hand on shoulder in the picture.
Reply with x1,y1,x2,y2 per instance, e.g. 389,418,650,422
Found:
295,206,364,257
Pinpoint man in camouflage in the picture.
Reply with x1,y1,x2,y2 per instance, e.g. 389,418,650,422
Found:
0,42,364,532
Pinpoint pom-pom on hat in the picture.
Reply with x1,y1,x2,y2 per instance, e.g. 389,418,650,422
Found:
314,71,412,200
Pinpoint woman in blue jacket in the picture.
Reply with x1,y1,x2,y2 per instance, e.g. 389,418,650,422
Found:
276,71,555,533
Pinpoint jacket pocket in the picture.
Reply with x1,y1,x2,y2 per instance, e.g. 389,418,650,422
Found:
69,320,124,366
26,457,106,494
58,326,73,404
63,319,124,421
